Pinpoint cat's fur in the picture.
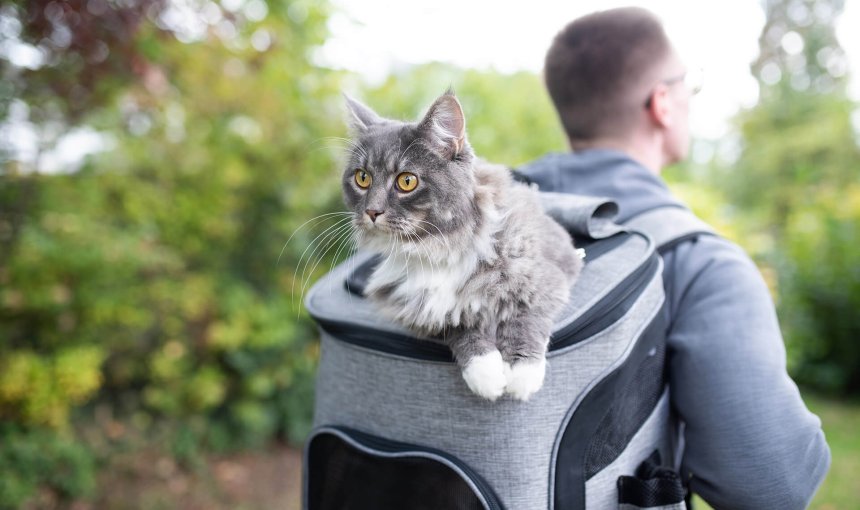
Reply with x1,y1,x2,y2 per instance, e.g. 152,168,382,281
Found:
342,91,582,401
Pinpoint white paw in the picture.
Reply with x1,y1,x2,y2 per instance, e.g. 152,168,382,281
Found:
461,351,508,401
505,357,547,401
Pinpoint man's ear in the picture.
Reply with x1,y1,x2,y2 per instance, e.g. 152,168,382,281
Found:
646,85,673,128
418,91,467,159
344,94,383,133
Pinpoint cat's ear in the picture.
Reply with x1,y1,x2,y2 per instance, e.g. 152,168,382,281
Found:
344,94,383,133
418,91,467,159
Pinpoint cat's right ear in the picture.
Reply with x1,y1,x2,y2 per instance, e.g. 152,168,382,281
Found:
344,94,383,133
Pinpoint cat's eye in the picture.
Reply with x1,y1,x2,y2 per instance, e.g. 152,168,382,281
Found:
354,169,372,188
396,172,418,192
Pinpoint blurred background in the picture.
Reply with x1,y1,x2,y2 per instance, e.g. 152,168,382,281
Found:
0,0,858,508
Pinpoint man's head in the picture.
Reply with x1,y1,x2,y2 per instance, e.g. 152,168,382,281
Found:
544,7,694,169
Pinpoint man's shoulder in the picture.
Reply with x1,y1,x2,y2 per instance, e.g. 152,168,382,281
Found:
662,229,770,305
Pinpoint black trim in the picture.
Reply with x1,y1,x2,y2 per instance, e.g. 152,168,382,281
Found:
318,321,454,362
553,307,668,510
509,168,533,185
571,232,626,262
344,255,381,297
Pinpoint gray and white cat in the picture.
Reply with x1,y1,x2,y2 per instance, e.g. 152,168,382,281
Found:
342,91,582,401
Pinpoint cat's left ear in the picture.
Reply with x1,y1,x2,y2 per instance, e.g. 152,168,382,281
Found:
344,94,383,133
418,91,467,159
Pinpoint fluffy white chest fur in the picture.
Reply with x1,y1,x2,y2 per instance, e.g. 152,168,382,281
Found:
364,225,498,332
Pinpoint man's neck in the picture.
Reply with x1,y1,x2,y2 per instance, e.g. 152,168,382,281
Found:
569,136,664,175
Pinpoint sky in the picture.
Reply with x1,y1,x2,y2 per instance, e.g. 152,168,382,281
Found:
318,0,860,141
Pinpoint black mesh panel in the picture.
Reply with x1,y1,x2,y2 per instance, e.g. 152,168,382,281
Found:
307,431,489,510
584,343,667,478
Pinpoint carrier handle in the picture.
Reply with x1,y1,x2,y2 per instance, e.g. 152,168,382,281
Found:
538,192,625,240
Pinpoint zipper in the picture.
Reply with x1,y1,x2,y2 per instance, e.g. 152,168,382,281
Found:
313,250,660,362
322,426,506,510
345,233,627,298
548,252,660,349
318,321,454,362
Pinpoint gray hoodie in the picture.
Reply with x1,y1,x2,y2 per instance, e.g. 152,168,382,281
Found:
520,149,831,510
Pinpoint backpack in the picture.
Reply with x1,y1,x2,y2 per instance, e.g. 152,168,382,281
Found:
302,192,713,510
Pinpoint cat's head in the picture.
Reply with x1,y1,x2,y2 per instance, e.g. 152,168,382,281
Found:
341,91,477,252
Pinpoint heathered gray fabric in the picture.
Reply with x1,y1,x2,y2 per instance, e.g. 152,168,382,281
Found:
584,390,673,510
310,253,666,510
623,206,715,247
553,233,650,334
539,192,624,239
520,149,831,510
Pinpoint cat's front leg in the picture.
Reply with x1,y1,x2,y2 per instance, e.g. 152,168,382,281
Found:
497,317,553,401
448,328,508,401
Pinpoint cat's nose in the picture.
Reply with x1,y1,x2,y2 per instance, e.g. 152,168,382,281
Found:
365,209,384,222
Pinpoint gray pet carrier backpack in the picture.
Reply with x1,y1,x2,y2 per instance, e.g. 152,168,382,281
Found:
302,193,713,510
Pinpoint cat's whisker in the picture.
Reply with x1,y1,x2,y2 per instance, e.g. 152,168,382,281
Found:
292,217,354,310
297,222,356,317
404,225,440,312
378,230,399,275
302,221,358,301
411,221,450,256
412,219,447,245
406,225,440,274
308,137,369,163
328,226,361,302
324,136,369,160
299,220,355,293
293,220,353,313
330,223,358,277
278,211,354,268
404,228,432,317
399,138,422,165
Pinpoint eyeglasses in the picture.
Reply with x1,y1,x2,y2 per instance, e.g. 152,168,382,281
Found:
644,67,704,108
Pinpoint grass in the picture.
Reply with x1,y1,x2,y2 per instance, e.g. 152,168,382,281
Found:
693,390,860,510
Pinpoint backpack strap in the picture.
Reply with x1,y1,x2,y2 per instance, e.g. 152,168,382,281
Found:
623,206,717,254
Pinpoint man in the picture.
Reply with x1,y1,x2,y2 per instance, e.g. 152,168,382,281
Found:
519,7,831,509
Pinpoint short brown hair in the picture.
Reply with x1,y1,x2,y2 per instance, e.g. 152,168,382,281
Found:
544,7,672,142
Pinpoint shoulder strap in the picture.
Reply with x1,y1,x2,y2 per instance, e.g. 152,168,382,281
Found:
623,206,717,254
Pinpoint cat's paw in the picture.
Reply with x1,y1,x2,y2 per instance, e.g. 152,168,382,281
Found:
461,350,507,401
505,357,547,401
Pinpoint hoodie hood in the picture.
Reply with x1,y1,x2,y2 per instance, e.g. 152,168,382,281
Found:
518,149,686,223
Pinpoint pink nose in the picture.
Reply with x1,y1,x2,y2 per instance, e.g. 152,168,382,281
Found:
366,209,384,222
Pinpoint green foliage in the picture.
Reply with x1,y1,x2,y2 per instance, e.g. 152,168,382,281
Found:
360,63,567,167
703,0,860,394
721,93,859,230
0,425,96,509
780,186,860,392
2,1,340,504
0,346,104,429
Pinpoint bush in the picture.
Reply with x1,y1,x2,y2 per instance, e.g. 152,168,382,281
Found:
780,185,860,393
0,426,96,509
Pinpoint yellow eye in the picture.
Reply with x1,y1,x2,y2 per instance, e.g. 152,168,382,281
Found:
396,172,418,192
354,169,371,188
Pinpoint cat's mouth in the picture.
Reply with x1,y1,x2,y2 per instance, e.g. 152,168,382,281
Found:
356,216,395,237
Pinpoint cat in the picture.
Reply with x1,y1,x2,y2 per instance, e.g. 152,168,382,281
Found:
341,90,582,401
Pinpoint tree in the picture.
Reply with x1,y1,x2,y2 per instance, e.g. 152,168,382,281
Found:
1,1,343,505
714,0,860,393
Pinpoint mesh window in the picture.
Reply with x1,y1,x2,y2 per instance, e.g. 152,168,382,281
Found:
307,431,489,510
584,343,667,478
